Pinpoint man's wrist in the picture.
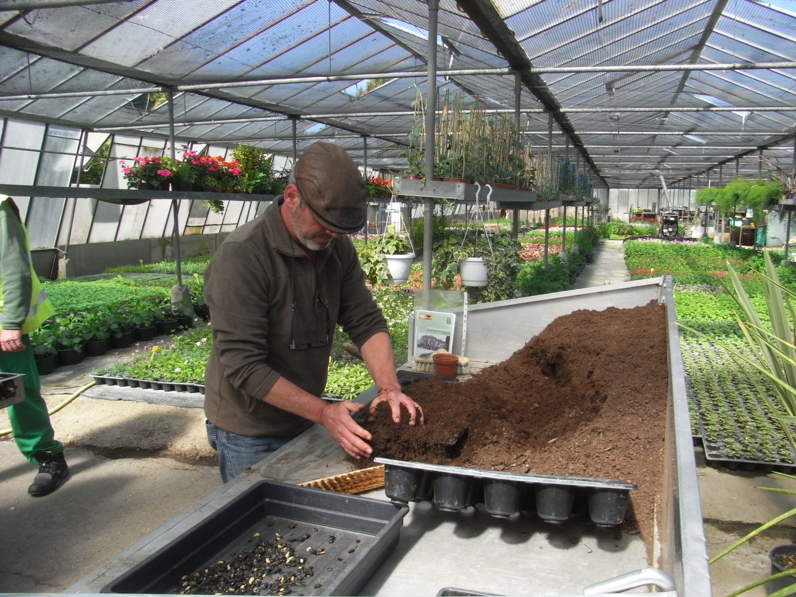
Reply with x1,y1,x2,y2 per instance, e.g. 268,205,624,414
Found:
376,385,401,395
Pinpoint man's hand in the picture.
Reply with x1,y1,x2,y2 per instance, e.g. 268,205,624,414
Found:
318,400,374,460
0,329,24,352
369,387,425,426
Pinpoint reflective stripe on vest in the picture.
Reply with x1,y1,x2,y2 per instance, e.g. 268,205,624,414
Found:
0,199,54,334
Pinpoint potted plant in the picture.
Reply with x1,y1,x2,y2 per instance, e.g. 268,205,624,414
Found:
231,143,274,194
155,301,178,336
128,299,158,341
198,155,242,192
171,152,201,191
119,155,175,190
374,233,415,285
365,177,393,198
109,305,136,349
52,315,85,366
81,309,114,357
30,327,57,375
171,300,195,330
457,231,491,287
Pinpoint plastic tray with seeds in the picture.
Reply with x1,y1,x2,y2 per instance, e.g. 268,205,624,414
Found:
101,480,409,596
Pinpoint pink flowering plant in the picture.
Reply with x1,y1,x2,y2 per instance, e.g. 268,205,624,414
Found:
119,155,176,189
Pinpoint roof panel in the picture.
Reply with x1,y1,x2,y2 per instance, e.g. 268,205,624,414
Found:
185,3,349,80
137,0,311,78
4,1,149,51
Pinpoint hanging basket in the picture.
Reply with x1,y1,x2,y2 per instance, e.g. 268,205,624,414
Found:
459,257,488,287
383,253,415,285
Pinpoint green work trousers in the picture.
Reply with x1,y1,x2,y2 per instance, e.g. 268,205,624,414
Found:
0,335,62,462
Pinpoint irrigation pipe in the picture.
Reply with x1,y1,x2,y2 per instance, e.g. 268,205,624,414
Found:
0,380,96,436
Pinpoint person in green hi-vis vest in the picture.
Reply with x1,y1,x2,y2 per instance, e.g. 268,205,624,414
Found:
0,197,69,496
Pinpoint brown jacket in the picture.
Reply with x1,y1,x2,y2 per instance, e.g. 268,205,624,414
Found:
203,199,388,436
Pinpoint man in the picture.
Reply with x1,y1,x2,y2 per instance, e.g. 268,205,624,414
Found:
0,197,69,496
204,142,423,483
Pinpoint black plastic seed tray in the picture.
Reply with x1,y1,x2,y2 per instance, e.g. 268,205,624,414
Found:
376,458,636,527
101,480,409,596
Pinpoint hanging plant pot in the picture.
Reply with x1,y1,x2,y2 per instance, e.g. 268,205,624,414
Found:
458,257,488,287
383,253,415,285
770,544,796,593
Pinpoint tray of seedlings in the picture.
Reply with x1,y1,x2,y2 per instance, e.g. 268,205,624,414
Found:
376,458,636,527
680,332,796,471
101,480,409,596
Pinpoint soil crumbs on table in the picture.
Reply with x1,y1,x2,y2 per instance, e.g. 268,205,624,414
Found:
364,301,668,557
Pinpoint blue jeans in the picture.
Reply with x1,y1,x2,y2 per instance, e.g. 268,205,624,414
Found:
205,421,295,484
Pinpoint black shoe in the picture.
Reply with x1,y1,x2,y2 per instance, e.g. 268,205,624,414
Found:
28,451,69,497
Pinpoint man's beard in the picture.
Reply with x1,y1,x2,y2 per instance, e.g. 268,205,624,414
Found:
290,208,333,250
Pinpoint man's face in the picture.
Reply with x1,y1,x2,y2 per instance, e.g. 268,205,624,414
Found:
289,198,340,251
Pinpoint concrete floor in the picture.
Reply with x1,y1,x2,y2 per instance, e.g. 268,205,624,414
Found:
0,239,793,596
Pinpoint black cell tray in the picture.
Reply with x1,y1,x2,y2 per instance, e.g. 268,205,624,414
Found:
101,480,408,596
376,458,636,527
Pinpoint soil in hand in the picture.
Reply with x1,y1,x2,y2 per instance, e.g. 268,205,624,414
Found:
363,301,668,554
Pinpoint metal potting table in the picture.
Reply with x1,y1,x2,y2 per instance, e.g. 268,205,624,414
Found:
66,277,709,597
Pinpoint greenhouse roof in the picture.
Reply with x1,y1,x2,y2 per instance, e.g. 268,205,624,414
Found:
0,0,794,189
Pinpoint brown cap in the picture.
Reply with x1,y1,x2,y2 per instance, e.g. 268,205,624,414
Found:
293,142,366,234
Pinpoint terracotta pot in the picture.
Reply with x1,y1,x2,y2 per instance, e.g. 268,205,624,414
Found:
432,353,459,380
442,178,473,184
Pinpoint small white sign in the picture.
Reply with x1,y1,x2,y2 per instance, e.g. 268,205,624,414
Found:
413,310,456,359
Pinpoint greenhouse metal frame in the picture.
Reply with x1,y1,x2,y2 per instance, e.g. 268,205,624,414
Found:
0,0,793,261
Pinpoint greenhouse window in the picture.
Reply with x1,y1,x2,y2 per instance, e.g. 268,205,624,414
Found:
341,78,396,98
302,122,328,135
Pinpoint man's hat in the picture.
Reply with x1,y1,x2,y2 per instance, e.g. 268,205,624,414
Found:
293,142,366,234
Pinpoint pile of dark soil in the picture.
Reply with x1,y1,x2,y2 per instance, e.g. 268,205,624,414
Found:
364,301,668,553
